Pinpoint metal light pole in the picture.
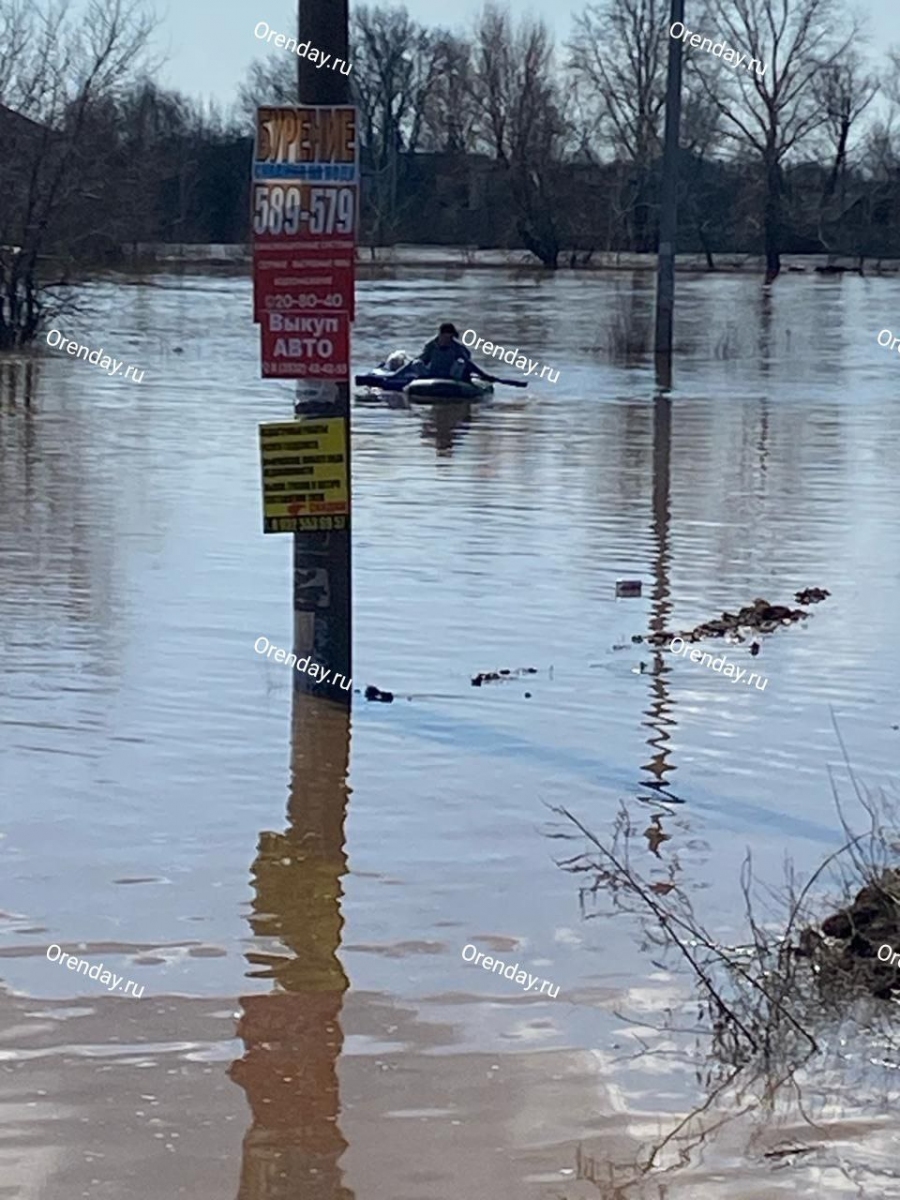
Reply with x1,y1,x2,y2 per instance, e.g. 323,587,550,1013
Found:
654,0,685,387
292,0,353,703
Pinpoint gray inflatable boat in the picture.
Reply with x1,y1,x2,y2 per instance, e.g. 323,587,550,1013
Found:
405,377,493,403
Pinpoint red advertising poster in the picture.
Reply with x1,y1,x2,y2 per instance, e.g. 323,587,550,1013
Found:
259,311,350,380
253,244,355,321
251,107,359,352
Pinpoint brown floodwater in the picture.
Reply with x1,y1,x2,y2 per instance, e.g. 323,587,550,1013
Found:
2,267,900,1198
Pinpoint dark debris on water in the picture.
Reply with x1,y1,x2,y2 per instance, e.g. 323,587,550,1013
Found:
795,587,830,605
471,666,539,687
629,592,830,648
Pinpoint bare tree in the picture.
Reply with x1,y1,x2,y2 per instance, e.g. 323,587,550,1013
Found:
237,56,297,127
567,0,671,250
470,4,568,267
352,4,442,243
0,0,158,347
703,0,860,281
420,32,479,155
813,54,879,209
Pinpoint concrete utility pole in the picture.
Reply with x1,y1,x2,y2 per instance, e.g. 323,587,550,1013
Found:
654,0,685,385
293,0,353,703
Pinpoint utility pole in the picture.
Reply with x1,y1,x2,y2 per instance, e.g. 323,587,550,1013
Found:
654,0,685,386
293,0,353,703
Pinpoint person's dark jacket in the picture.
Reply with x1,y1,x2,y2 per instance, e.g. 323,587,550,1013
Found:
419,337,472,379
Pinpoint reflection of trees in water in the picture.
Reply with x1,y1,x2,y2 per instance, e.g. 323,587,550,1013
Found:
230,697,355,1200
0,356,124,688
0,359,37,406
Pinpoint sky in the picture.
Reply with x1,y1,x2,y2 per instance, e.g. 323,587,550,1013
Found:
91,0,900,109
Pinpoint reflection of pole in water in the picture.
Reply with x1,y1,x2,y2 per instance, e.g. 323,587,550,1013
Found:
229,696,354,1200
641,393,679,798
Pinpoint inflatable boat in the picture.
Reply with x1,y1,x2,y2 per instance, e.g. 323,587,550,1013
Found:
354,355,493,402
405,376,492,402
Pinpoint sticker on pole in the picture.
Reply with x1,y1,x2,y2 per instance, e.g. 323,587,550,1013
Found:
260,417,349,533
259,312,350,380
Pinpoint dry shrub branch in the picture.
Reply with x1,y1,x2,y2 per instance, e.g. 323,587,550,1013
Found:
549,718,900,1180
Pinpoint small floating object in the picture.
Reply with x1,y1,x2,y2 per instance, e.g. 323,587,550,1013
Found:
616,579,642,598
471,666,538,686
795,587,830,605
364,685,394,703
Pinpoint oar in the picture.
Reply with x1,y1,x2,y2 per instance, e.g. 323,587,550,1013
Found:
474,370,528,388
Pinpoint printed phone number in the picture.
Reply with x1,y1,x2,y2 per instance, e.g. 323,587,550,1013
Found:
253,184,355,237
270,515,347,531
265,363,349,376
266,294,346,310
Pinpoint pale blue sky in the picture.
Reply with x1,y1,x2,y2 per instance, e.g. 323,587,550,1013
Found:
137,0,899,108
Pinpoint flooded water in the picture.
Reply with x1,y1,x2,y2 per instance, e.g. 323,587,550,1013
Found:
2,267,900,1198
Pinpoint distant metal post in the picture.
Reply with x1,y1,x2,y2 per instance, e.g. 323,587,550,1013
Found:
293,0,353,703
654,0,685,381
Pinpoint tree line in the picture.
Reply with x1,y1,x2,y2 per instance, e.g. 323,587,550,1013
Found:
1,0,898,347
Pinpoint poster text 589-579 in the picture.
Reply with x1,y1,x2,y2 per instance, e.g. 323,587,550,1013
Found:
252,183,355,239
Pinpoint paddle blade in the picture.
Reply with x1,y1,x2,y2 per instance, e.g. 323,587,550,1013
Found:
489,376,528,387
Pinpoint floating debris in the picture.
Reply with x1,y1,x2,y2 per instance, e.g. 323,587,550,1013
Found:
642,594,827,647
795,587,830,605
615,579,642,598
471,667,538,687
750,641,761,657
364,685,394,703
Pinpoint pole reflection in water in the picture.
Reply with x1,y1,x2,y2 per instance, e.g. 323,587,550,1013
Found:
641,391,681,804
230,694,354,1200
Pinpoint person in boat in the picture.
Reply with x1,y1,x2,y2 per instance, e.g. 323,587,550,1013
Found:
413,323,490,382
